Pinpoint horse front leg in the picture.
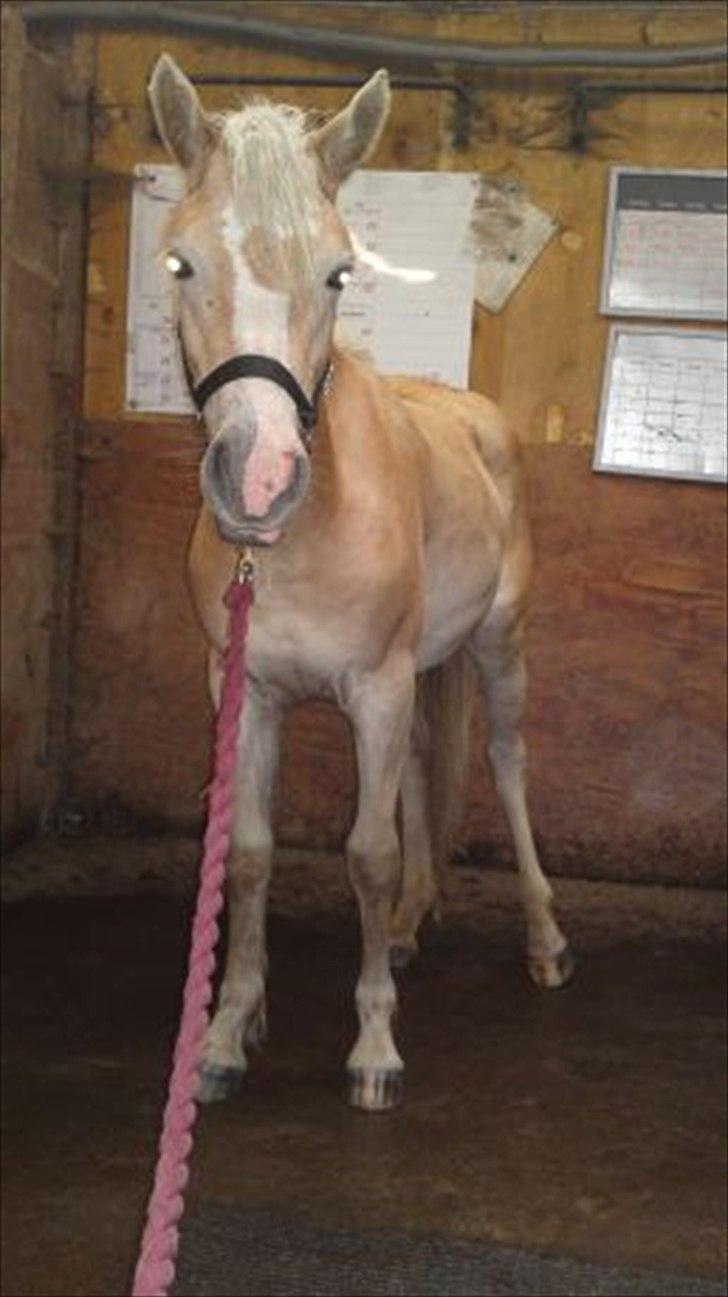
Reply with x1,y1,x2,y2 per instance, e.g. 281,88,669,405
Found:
344,653,415,1111
199,673,281,1104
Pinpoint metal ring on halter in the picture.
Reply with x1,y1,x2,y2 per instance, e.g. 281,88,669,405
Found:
236,547,256,585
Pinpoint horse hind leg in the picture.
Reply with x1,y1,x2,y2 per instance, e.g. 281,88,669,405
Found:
470,612,574,989
390,653,474,969
199,683,281,1103
389,740,437,970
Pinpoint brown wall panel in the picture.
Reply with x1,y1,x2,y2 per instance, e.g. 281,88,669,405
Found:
1,12,90,846
72,431,727,886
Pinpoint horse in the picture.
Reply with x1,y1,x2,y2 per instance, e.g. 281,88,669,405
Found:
148,55,573,1112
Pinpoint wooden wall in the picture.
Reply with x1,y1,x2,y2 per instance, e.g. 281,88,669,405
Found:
71,2,726,885
1,9,89,847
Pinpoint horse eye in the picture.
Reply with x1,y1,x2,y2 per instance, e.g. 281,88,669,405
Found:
326,265,353,291
164,252,194,280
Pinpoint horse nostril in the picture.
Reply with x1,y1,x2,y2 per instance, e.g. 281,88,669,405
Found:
201,432,248,520
208,437,233,490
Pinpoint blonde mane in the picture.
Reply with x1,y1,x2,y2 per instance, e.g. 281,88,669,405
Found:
216,101,323,278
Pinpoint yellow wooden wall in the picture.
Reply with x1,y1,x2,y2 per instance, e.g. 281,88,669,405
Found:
72,3,727,885
84,1,727,433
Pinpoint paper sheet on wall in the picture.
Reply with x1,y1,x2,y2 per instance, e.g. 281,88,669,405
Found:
336,170,479,385
594,326,727,483
125,165,479,414
126,166,189,413
469,177,557,314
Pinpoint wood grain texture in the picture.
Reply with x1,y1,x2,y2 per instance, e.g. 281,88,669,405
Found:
70,4,727,883
1,18,90,846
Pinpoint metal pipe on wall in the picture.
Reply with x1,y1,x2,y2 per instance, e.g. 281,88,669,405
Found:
19,1,728,71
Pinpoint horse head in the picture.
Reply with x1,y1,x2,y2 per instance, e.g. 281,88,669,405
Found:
148,54,390,546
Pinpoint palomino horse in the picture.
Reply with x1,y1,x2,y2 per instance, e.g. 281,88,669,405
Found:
149,55,573,1112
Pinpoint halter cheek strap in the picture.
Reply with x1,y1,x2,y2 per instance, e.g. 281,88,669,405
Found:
179,337,331,452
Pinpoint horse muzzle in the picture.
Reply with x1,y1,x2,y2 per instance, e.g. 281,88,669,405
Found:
200,425,311,547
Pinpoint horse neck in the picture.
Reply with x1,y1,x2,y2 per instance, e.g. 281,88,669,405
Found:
323,345,389,459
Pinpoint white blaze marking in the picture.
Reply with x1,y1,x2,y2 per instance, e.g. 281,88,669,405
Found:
220,202,290,363
219,203,300,516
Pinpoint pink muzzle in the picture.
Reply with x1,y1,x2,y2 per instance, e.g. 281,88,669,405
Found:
242,444,297,519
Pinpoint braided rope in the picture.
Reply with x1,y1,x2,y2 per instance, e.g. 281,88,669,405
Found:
132,573,253,1297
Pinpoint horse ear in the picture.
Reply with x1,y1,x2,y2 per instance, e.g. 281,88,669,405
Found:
312,69,391,193
148,53,212,186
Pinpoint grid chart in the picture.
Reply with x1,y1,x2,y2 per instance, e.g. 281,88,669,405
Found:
601,169,727,322
594,327,727,484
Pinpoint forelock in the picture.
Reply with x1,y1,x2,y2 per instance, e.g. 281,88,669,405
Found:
216,101,323,279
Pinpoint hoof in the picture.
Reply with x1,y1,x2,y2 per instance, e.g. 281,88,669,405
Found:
346,1067,404,1112
389,941,417,970
529,944,576,990
197,1063,245,1105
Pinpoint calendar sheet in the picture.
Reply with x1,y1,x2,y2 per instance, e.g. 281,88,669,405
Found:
126,165,189,413
125,164,478,414
600,168,727,321
594,326,727,484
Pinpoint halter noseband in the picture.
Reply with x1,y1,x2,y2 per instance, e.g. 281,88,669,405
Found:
179,338,331,452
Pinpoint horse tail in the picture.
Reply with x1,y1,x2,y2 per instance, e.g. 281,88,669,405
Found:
415,649,477,901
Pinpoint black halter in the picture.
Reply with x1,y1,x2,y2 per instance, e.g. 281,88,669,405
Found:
179,336,330,453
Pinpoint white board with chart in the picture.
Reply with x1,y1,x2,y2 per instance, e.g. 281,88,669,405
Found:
594,326,727,484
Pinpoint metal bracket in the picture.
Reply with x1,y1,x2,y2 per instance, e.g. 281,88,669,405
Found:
570,80,727,152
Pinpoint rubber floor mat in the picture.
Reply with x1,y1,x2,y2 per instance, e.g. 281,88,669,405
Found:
173,1202,727,1296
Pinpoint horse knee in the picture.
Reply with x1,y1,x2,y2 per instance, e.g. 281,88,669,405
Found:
345,814,397,866
226,842,272,902
347,822,399,899
488,731,525,781
230,803,273,862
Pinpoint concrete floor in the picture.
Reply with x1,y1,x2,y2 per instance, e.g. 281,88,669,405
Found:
1,836,727,1296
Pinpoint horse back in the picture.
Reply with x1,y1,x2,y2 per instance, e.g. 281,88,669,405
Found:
386,374,526,521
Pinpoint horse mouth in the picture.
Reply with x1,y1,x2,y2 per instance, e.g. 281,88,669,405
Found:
201,447,310,549
214,518,282,548
208,487,300,547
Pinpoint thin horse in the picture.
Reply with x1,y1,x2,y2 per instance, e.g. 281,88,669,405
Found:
148,56,573,1112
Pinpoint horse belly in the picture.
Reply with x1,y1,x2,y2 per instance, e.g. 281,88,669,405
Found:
417,541,500,672
409,415,508,672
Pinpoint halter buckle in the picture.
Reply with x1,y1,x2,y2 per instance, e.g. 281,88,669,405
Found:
321,362,335,398
235,547,256,585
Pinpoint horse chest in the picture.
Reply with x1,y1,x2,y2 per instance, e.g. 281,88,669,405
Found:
244,601,373,702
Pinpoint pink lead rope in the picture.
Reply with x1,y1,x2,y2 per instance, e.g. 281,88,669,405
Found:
132,560,254,1297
